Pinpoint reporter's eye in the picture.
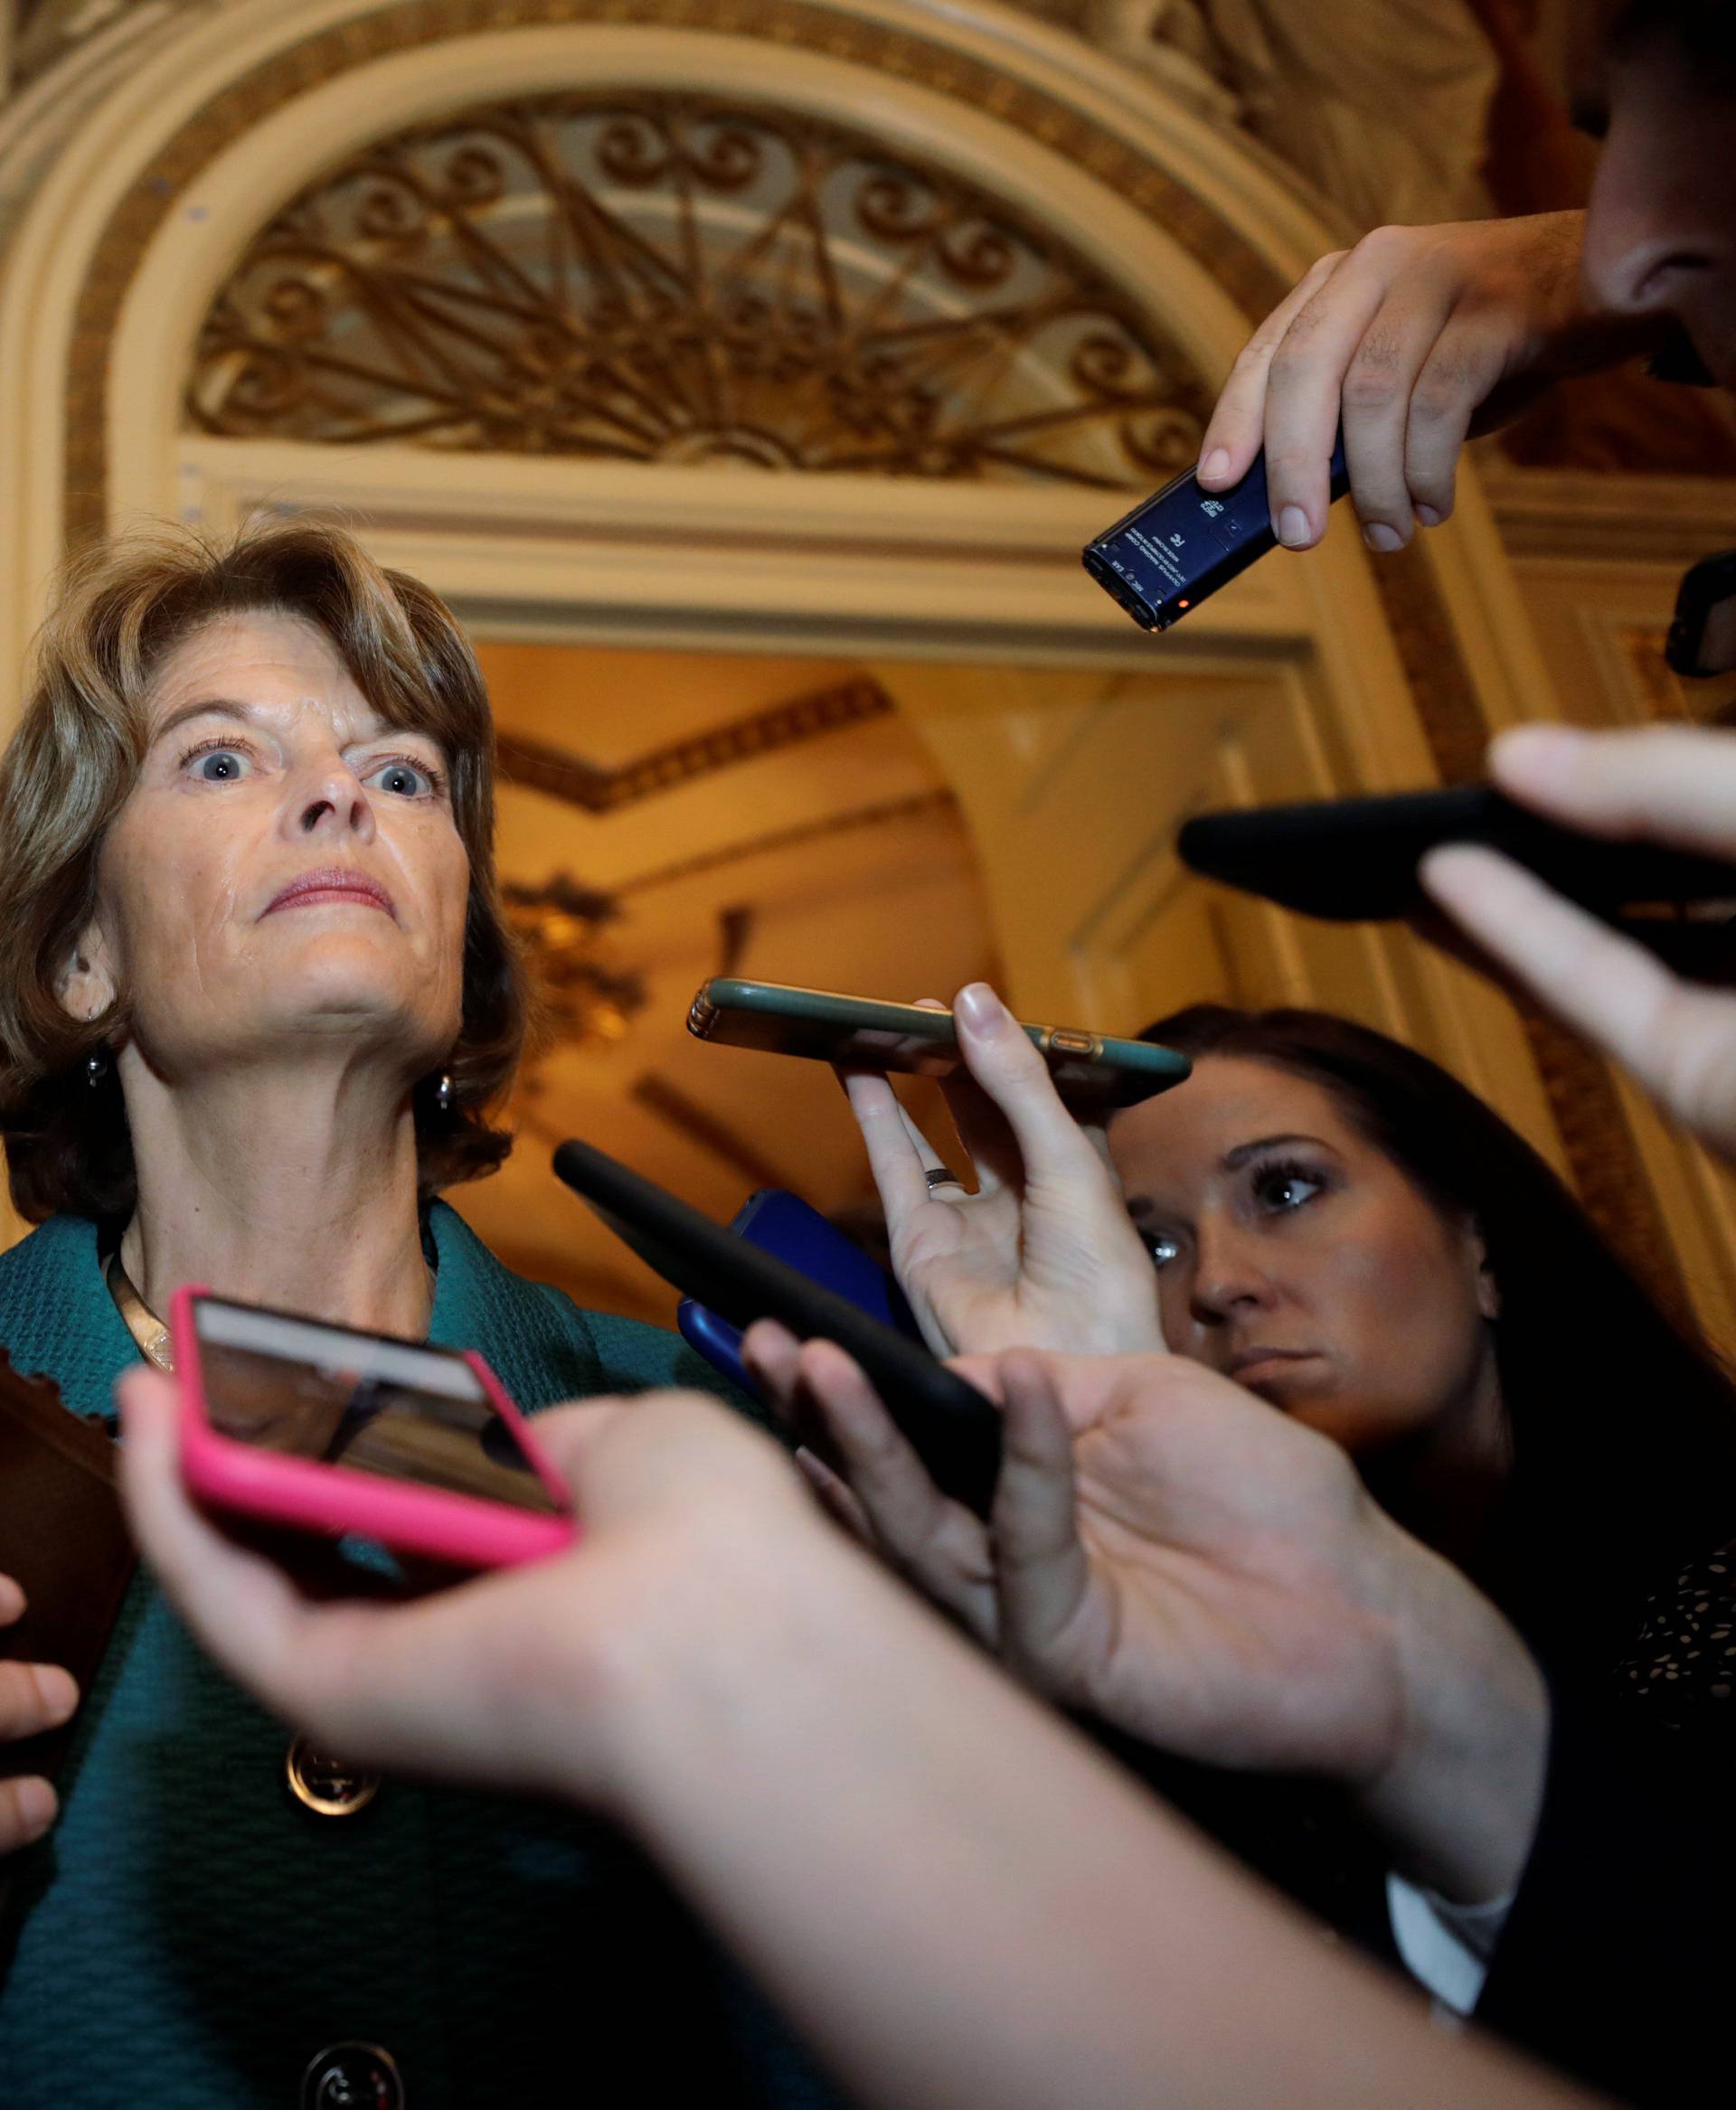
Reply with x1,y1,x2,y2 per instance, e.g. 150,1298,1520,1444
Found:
1252,1163,1324,1213
1141,1231,1182,1270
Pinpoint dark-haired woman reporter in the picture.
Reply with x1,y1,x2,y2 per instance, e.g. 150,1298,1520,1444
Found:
0,522,826,2110
827,984,1736,1694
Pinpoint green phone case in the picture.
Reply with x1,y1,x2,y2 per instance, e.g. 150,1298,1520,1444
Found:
687,978,1188,1109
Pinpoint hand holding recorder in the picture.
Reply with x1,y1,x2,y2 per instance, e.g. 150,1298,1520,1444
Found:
1194,212,1662,557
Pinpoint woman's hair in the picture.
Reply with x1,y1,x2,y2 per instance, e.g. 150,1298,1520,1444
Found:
0,518,529,1220
1134,1004,1736,1647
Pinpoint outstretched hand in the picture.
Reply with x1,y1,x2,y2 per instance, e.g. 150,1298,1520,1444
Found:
1423,723,1736,1163
748,1327,1404,1776
746,1327,1546,1902
843,984,1164,1358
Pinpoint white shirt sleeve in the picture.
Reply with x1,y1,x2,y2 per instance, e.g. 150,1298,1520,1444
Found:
1385,1873,1514,2018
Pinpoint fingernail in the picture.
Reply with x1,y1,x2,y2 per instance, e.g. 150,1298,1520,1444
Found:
954,983,1008,1036
13,1777,56,1844
794,1448,839,1496
1415,504,1444,527
33,1664,79,1727
1201,447,1231,485
1362,523,1403,553
0,1575,23,1622
1277,505,1312,549
1494,725,1586,784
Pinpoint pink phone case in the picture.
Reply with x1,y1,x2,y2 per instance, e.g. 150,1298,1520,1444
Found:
170,1284,576,1569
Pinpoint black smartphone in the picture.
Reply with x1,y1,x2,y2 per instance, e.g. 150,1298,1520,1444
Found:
686,978,1189,1110
1667,546,1736,678
552,1139,1002,1515
1083,436,1350,633
1178,784,1736,976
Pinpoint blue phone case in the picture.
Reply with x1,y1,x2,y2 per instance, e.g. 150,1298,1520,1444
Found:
678,1191,920,1390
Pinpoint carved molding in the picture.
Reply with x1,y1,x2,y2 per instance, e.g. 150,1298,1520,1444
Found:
497,671,893,813
613,783,958,897
1482,458,1736,566
63,0,1294,549
188,90,1212,490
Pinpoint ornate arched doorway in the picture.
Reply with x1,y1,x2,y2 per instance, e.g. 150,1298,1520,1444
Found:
0,0,1704,1327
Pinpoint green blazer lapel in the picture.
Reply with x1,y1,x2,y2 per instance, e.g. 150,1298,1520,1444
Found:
0,1216,140,1423
425,1201,611,1412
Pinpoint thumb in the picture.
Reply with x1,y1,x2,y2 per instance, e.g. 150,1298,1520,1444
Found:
990,1351,1092,1672
515,1397,635,1483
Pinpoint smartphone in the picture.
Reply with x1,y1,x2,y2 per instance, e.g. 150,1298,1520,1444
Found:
1667,546,1736,678
171,1288,576,1569
1083,435,1350,634
1177,784,1736,975
676,1189,921,1392
553,1140,1001,1516
687,978,1190,1110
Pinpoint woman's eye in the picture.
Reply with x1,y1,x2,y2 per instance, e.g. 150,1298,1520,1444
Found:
1253,1167,1324,1212
367,758,437,797
188,748,250,782
1141,1231,1183,1270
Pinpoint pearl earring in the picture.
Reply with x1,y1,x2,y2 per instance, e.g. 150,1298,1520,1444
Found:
434,1071,455,1117
86,1050,108,1088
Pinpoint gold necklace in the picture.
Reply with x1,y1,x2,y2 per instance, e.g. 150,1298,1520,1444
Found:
103,1249,439,1366
104,1249,174,1372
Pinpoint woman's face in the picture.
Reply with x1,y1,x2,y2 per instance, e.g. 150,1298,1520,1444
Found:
1108,1056,1498,1455
66,610,469,1085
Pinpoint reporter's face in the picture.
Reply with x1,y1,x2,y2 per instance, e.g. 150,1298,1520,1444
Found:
1575,5,1736,388
82,611,468,1083
1108,1058,1497,1456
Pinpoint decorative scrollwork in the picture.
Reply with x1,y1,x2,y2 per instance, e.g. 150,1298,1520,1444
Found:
187,90,1212,489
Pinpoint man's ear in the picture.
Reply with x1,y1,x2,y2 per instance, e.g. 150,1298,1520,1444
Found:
54,920,118,1026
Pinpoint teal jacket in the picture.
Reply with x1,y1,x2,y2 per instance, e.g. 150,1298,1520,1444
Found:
0,1207,834,2109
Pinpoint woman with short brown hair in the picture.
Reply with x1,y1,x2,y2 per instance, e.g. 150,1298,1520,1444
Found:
0,520,822,2109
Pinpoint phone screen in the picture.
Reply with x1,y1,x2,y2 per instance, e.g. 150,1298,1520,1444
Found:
191,1297,558,1514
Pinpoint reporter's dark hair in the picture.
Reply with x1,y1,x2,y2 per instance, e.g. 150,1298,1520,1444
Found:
0,518,528,1220
1133,1004,1736,1658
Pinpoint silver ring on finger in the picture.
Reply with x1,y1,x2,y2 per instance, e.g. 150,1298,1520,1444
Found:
924,1165,966,1192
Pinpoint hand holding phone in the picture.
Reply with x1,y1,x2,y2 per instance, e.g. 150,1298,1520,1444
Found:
838,982,1167,1361
172,1290,575,1569
1422,725,1736,1165
1178,782,1736,981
